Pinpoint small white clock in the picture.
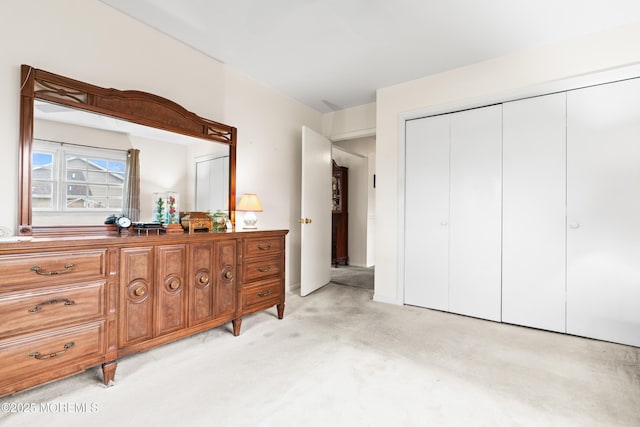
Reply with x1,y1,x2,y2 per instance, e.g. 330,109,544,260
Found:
116,215,132,230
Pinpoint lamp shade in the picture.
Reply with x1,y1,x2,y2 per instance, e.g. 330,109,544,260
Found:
236,193,263,212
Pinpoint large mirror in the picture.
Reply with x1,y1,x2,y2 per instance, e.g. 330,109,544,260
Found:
19,65,236,236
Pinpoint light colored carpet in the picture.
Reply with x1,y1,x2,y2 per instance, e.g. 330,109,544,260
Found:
2,284,639,427
331,265,374,290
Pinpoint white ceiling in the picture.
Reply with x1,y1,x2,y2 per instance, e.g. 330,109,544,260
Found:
100,0,640,112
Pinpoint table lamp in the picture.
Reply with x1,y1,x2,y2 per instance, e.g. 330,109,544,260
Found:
236,193,263,229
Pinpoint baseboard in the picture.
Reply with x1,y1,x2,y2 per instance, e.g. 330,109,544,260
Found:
373,293,401,305
288,282,301,292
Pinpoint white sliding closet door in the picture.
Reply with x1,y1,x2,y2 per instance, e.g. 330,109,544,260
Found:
404,115,450,310
449,105,502,321
502,93,567,332
195,156,229,212
567,78,640,347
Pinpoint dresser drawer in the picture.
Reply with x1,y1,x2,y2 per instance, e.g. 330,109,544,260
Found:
0,321,105,385
241,278,282,313
0,281,106,339
242,256,282,283
243,237,283,259
0,250,106,290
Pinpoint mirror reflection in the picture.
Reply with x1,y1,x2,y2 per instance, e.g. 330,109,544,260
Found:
32,100,230,226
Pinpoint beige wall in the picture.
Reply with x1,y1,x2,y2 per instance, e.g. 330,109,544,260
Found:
375,22,640,304
0,0,323,289
221,69,324,287
323,102,376,141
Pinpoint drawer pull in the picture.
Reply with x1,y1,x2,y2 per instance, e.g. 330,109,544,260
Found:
257,288,273,297
29,342,75,360
224,271,234,280
199,274,209,284
257,265,272,273
169,279,180,290
30,263,75,276
134,287,146,297
28,298,75,313
257,243,272,251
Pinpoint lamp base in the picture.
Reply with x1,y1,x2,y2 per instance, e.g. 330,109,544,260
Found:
242,212,258,230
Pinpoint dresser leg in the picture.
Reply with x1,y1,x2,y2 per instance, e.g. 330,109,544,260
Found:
232,318,242,336
102,361,117,386
277,303,285,319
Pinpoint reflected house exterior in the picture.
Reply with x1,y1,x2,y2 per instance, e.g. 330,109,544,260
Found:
32,154,125,211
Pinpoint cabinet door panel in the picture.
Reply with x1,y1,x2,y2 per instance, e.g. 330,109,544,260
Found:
449,105,502,321
404,115,450,310
189,242,214,326
567,78,640,347
155,245,187,336
502,93,567,332
215,240,236,318
119,247,154,347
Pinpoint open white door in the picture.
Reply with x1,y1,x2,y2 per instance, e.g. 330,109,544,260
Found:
300,126,332,296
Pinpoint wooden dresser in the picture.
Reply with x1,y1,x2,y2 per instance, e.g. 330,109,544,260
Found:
0,229,287,397
235,235,286,334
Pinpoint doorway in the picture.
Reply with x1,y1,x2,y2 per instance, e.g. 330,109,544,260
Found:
299,128,375,296
331,137,375,268
331,265,374,290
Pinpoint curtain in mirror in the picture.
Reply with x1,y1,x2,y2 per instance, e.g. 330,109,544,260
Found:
123,148,140,221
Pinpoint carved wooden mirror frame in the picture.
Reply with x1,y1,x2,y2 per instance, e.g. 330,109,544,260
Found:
19,65,236,236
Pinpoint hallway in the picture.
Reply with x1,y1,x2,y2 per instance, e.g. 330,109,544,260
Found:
331,265,374,290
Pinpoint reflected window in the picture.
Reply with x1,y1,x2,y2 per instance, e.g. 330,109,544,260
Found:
33,140,126,212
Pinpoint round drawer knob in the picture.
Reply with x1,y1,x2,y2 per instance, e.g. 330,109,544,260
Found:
134,287,145,297
224,271,233,280
169,279,180,290
199,274,209,284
